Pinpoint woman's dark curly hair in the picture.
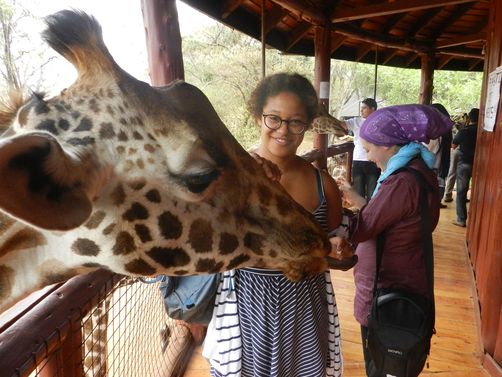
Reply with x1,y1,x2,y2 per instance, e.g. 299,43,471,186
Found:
247,73,319,127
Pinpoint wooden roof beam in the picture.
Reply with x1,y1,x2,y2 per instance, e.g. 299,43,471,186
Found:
330,34,346,54
332,23,430,53
264,7,289,34
285,21,312,51
356,44,373,61
405,54,419,67
437,48,483,59
221,0,245,19
406,8,443,38
269,0,326,25
468,58,483,71
437,32,486,48
331,0,478,23
382,50,400,65
426,3,473,39
437,55,455,69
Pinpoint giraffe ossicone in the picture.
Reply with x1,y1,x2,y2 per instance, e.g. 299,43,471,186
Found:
0,10,330,313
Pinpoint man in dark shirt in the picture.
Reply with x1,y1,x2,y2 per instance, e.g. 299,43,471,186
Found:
451,108,479,227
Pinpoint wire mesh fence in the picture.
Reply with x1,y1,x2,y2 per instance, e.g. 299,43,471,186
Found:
2,271,196,377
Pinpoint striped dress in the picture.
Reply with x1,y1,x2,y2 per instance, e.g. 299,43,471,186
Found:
203,169,343,376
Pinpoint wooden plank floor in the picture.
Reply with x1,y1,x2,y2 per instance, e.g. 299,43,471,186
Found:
184,200,490,376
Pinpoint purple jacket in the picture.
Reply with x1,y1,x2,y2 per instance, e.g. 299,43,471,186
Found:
350,158,440,326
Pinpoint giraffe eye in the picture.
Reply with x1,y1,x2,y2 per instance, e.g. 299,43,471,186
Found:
183,169,220,193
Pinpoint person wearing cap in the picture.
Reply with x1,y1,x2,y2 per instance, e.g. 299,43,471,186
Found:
338,98,381,201
451,108,479,227
329,104,453,376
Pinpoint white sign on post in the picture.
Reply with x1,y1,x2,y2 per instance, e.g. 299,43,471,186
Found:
483,65,502,132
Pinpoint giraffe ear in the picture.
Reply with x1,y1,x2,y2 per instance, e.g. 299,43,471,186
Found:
0,132,92,230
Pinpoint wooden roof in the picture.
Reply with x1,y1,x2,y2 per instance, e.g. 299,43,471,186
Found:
180,0,489,72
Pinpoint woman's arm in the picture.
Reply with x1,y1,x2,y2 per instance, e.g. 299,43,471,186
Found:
321,170,342,231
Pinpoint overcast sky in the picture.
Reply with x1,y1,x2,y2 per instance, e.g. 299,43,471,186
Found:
16,0,216,89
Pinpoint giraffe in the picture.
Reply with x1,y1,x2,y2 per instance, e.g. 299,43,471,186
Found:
0,10,330,314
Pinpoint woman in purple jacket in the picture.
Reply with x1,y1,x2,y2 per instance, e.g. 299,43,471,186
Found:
330,105,453,377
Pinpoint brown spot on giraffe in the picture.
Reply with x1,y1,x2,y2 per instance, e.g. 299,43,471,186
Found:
99,122,115,139
244,232,265,255
227,254,251,270
144,144,155,153
127,178,146,191
0,228,47,258
145,189,161,203
158,212,182,240
85,210,106,229
110,184,126,206
74,116,93,132
102,223,116,235
122,202,149,222
195,258,224,273
113,231,136,255
72,238,100,256
125,258,156,275
135,224,152,243
146,247,190,268
189,219,213,253
219,232,239,255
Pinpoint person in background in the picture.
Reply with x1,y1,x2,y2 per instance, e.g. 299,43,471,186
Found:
443,113,468,203
429,103,453,208
203,72,350,377
338,98,380,201
330,104,452,376
452,108,479,227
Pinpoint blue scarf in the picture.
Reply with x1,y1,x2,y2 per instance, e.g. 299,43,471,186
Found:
371,142,434,198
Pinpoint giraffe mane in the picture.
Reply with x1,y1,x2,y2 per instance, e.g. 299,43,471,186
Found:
0,89,26,131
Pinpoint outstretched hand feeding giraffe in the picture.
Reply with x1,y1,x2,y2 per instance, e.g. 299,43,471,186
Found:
0,10,330,313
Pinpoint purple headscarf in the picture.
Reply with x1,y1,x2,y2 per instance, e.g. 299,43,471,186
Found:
360,104,453,146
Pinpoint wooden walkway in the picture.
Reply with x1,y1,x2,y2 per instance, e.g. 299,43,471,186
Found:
184,201,490,376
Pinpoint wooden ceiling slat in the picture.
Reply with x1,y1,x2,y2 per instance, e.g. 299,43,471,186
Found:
221,0,245,19
286,22,312,51
426,3,474,39
437,31,485,48
382,50,400,65
269,0,326,25
355,44,373,61
437,55,455,68
264,6,289,34
331,0,478,23
406,8,443,38
330,33,347,53
333,23,430,53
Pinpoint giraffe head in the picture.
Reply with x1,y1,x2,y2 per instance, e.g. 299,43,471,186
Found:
0,10,329,307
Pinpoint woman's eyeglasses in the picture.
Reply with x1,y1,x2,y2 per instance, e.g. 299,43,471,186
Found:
262,114,308,135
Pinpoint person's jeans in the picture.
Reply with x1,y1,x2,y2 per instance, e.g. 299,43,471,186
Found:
444,148,459,200
455,160,472,223
352,161,381,201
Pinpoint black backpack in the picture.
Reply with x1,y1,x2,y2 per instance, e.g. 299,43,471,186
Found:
366,167,436,377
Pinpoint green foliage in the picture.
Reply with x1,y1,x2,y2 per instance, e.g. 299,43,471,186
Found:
182,25,482,147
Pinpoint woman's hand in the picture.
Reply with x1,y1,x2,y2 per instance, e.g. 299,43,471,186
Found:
337,179,367,209
326,236,358,271
249,152,282,181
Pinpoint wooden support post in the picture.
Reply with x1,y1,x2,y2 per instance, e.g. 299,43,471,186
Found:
418,52,435,104
313,25,331,171
141,0,184,85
